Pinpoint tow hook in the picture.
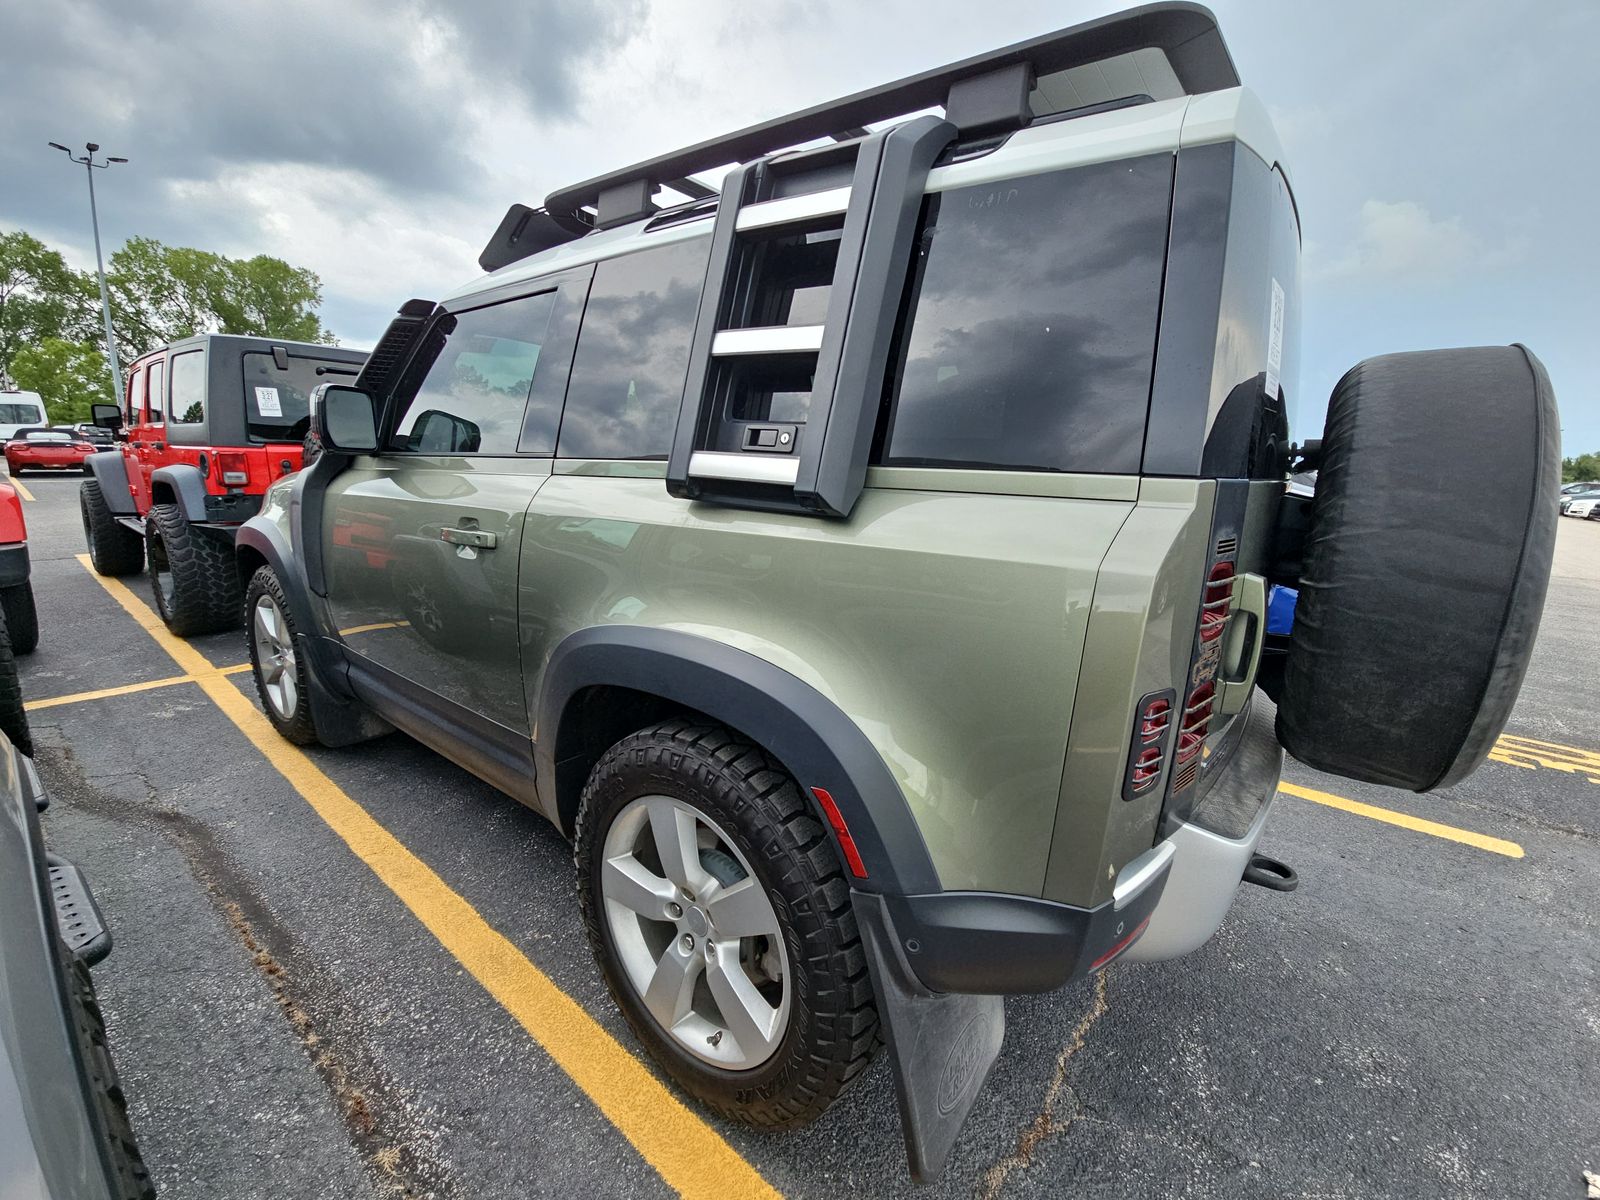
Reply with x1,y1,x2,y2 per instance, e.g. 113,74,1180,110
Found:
1242,852,1298,892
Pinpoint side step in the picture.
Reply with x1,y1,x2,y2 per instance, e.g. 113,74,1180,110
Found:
854,893,1005,1183
47,852,113,966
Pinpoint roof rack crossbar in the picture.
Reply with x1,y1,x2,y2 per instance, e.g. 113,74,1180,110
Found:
544,3,1235,229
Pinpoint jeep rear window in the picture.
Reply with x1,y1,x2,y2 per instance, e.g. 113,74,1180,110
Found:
878,154,1173,475
242,351,357,442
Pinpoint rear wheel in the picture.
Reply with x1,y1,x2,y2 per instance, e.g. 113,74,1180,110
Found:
145,504,241,636
0,581,38,656
575,721,879,1129
80,480,144,577
245,566,317,744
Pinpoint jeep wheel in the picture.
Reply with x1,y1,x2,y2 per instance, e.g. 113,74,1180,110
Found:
575,721,879,1128
0,606,32,756
245,566,317,744
0,581,38,655
145,504,241,636
80,479,145,577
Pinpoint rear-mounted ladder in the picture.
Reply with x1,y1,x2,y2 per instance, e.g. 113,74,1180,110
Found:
666,115,955,517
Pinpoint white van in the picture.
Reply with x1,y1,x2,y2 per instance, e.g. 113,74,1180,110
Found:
0,391,47,440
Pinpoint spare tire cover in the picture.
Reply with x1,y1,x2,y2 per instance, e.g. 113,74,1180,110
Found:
1276,345,1559,792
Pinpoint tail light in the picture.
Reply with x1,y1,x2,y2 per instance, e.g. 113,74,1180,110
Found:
216,451,249,487
1174,554,1237,772
1122,690,1176,801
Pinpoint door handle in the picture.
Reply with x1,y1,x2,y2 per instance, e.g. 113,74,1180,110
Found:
1215,572,1266,716
440,526,497,549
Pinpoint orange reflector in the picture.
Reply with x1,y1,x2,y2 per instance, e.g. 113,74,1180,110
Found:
810,786,868,879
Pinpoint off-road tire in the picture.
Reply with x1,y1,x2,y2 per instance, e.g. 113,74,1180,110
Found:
0,607,31,756
245,566,318,744
1,581,38,655
80,479,145,577
575,720,879,1129
61,945,156,1199
145,504,241,636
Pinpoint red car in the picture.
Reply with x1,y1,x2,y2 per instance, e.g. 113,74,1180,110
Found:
5,428,97,475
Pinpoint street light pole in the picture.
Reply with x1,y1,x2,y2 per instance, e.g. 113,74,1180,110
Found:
48,141,128,407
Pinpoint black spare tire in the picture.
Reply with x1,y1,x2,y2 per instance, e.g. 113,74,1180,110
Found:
1276,345,1558,792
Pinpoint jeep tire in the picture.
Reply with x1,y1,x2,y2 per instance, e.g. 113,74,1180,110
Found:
575,721,879,1129
0,606,32,756
145,504,241,636
80,479,145,577
1276,345,1559,791
245,565,317,744
1,580,38,655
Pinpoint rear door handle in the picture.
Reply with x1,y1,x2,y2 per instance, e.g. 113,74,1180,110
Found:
441,526,497,549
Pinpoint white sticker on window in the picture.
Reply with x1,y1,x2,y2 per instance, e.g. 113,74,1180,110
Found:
1265,278,1285,401
254,386,282,417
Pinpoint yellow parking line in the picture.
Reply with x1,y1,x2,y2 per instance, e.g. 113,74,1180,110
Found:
1489,733,1600,785
74,555,778,1200
24,663,251,711
1278,781,1524,858
9,476,35,502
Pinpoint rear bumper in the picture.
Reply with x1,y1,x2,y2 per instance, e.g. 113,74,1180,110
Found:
862,838,1172,995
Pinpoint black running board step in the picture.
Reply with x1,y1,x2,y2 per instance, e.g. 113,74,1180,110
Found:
47,852,112,966
854,893,1005,1183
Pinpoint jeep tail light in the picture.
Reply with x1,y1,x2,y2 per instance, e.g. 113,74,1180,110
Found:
1122,690,1176,801
216,451,249,487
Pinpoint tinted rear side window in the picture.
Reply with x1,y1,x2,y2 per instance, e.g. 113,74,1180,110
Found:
557,237,710,460
879,154,1173,474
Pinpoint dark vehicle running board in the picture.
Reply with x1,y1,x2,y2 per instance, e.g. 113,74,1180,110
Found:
47,852,112,966
854,893,1005,1183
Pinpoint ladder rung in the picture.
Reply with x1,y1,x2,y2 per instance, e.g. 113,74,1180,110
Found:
689,451,800,485
735,186,852,232
711,325,825,356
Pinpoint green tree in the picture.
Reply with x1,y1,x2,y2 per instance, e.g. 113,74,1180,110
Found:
0,232,94,374
8,337,113,423
1563,452,1600,484
106,237,335,361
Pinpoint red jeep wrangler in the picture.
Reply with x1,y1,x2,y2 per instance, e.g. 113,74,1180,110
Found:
79,334,366,635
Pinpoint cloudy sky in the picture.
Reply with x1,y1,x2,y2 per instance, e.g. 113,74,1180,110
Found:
3,0,1595,452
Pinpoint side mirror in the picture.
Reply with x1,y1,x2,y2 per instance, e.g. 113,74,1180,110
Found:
410,409,481,454
317,385,379,453
90,403,122,431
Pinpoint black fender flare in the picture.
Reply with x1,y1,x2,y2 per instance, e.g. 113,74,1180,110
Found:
235,510,386,748
84,452,136,515
147,465,210,524
536,625,941,896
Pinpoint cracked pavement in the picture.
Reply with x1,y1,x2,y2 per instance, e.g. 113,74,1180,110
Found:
14,472,1600,1198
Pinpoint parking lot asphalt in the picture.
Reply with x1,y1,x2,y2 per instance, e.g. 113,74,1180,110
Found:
13,469,1599,1199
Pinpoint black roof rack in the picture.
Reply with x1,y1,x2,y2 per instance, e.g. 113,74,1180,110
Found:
543,3,1236,232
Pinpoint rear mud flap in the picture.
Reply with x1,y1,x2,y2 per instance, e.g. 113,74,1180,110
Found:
854,893,1005,1183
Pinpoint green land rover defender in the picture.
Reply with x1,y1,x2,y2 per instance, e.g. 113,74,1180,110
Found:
236,3,1558,1179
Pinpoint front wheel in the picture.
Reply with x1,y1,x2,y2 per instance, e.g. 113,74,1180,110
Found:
245,567,317,744
575,721,879,1129
0,607,32,756
80,479,144,577
145,504,241,636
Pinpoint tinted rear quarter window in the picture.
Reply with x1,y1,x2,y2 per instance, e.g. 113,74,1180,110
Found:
879,154,1173,474
557,237,710,460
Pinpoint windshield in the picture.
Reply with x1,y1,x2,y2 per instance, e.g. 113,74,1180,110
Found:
241,351,359,442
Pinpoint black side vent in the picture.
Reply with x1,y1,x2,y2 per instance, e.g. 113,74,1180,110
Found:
1172,759,1199,794
1215,536,1238,557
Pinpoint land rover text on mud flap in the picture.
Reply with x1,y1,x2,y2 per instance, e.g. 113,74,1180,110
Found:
233,3,1558,1180
79,333,366,636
